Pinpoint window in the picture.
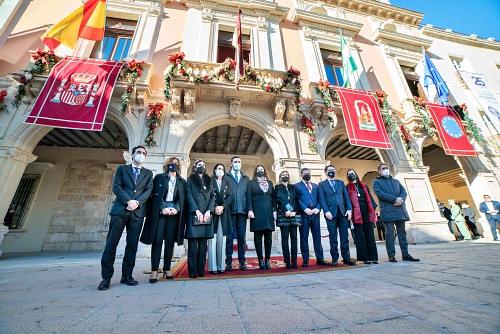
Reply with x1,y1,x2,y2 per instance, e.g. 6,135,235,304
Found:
91,18,137,60
481,113,500,135
5,174,41,229
217,31,251,64
400,65,426,99
321,49,344,86
449,56,463,71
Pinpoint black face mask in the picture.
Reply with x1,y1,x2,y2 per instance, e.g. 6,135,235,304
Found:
196,166,205,174
281,176,289,183
256,171,265,177
302,174,311,182
168,164,179,172
347,173,356,181
327,171,335,178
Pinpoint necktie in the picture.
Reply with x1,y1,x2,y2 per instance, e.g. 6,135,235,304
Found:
235,172,239,184
306,182,312,193
329,179,336,193
133,167,140,183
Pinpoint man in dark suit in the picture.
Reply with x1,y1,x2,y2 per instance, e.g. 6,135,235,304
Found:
295,168,326,267
318,165,355,266
98,146,153,290
479,194,500,241
439,202,455,235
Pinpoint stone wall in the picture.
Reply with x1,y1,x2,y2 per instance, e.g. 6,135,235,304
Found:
42,159,114,251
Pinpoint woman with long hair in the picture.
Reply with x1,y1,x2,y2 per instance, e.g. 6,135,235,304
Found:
346,169,378,264
185,159,215,278
140,157,186,283
247,165,276,270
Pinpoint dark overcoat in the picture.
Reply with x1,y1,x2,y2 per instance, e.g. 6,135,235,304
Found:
185,173,215,239
140,172,187,246
372,176,410,222
212,177,234,236
246,179,276,232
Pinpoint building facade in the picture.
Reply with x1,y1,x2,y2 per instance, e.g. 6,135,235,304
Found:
0,0,499,255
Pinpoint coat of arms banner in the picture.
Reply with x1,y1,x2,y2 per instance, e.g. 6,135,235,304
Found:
426,102,478,156
25,56,123,131
334,87,393,149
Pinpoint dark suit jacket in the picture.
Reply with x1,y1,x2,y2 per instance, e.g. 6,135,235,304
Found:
140,173,187,245
318,178,352,219
442,207,452,221
479,200,500,220
212,177,234,236
109,164,153,217
295,181,321,216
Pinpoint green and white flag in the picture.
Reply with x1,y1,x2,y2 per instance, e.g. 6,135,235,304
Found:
340,34,358,88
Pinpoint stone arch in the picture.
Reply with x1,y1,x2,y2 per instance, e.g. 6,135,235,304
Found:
177,112,289,161
107,106,137,149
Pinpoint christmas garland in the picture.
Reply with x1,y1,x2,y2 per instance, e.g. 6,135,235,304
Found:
314,79,337,130
12,48,57,108
144,102,164,147
412,97,438,141
0,90,7,112
400,125,418,165
453,103,483,143
375,90,398,139
120,59,145,113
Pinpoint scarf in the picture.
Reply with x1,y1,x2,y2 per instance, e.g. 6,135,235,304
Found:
347,181,377,224
257,177,269,192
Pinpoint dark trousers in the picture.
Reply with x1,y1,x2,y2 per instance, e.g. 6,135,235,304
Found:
465,219,480,237
101,212,143,279
151,214,178,272
226,213,247,264
280,226,298,266
254,229,272,260
188,238,208,276
376,223,385,240
384,220,409,258
326,209,350,261
353,202,378,261
299,215,324,263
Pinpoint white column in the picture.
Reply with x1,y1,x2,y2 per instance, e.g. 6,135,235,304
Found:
130,9,162,62
269,20,285,71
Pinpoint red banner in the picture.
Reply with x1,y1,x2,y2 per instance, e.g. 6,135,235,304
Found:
25,57,123,131
335,87,392,149
426,103,478,156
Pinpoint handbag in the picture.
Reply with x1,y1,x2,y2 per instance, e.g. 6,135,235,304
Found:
192,215,212,226
277,215,302,227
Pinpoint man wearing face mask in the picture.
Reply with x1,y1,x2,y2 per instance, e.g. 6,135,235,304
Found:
461,203,481,239
439,202,456,237
225,156,250,271
372,163,419,263
295,168,326,267
318,165,356,266
98,146,154,290
479,194,500,241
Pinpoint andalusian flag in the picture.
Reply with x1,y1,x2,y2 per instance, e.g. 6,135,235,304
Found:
41,0,106,50
340,33,358,88
232,9,244,91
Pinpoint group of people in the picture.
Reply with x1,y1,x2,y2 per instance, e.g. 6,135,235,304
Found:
97,146,420,291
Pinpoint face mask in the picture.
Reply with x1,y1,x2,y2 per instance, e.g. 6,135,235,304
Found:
485,198,492,202
302,174,311,182
233,163,241,171
134,154,145,164
196,166,205,174
439,206,443,209
281,176,289,183
382,169,389,177
215,170,224,178
327,171,335,178
347,173,356,181
168,164,178,172
462,205,468,208
256,171,265,177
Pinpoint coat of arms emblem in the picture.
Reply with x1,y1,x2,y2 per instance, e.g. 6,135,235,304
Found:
354,100,377,131
51,72,100,107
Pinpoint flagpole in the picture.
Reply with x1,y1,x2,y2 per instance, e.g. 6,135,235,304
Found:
339,28,363,90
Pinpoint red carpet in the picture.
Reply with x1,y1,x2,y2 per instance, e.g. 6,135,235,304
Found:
170,256,361,280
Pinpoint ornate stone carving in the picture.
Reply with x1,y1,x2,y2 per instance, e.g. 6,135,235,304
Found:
5,147,37,164
183,89,195,119
273,98,286,126
170,88,181,118
228,98,241,120
284,99,296,128
406,120,424,138
201,8,214,23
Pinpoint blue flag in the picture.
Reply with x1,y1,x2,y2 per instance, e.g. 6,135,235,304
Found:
423,53,450,106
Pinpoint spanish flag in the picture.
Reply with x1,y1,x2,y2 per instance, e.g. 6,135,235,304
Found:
41,0,106,50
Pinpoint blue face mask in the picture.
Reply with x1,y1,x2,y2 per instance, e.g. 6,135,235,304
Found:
233,163,241,171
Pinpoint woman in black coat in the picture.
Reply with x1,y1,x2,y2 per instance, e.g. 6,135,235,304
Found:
140,157,186,283
208,163,234,274
247,165,276,270
275,170,301,269
185,159,215,278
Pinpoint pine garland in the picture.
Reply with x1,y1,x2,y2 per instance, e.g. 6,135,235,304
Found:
412,97,438,141
144,103,164,148
120,59,145,113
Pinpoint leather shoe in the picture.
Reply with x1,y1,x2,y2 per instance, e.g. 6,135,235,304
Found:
285,263,292,269
316,260,329,266
343,259,356,266
330,261,338,267
402,255,420,262
189,274,197,278
98,279,110,291
372,261,378,264
265,259,271,270
363,261,371,264
225,263,233,271
149,278,157,284
389,256,397,262
120,276,138,286
211,271,218,274
239,262,248,271
198,274,204,277
162,273,174,280
302,262,309,268
259,259,265,270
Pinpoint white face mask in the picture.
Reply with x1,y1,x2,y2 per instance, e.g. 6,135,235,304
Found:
382,169,389,177
233,163,241,171
134,154,145,164
215,170,224,178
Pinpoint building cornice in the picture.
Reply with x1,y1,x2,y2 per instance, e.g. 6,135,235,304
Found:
373,28,432,53
421,25,500,51
292,9,362,37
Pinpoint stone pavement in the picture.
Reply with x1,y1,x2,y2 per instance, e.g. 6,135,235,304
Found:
1,240,499,334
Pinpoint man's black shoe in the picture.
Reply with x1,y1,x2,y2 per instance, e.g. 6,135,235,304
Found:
389,256,397,262
239,262,248,271
402,255,420,262
343,259,356,266
120,276,138,286
330,261,338,267
302,262,309,267
225,262,233,271
316,260,329,266
98,279,110,291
